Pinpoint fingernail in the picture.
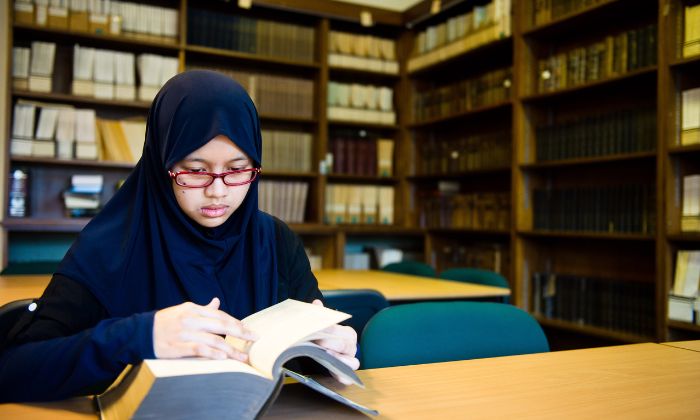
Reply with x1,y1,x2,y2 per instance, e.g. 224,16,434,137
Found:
236,353,248,362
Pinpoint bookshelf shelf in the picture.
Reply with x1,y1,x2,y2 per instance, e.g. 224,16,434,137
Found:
257,114,317,124
13,22,181,52
10,156,135,169
184,45,320,70
287,223,337,235
667,320,700,333
519,151,657,169
408,101,512,128
521,67,657,104
666,233,700,243
669,54,700,69
408,167,510,180
262,171,317,179
327,120,399,130
407,37,512,77
338,225,424,235
326,174,399,184
517,230,656,241
668,144,700,155
2,218,89,232
534,316,652,343
427,227,510,237
521,0,634,38
12,90,151,110
328,66,400,81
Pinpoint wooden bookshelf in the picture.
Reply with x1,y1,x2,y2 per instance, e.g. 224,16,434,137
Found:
521,0,638,36
12,90,151,109
535,316,653,343
519,151,657,169
517,230,656,241
10,156,135,169
184,45,321,70
407,101,512,128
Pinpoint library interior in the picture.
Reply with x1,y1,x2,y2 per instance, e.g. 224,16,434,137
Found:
1,0,700,418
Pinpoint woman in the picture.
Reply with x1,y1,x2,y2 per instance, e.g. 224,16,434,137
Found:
0,70,358,402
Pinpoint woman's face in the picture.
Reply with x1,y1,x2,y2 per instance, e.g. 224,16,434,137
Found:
171,135,254,228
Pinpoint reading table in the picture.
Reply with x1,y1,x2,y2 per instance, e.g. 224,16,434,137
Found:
2,342,699,419
314,269,510,301
0,270,510,307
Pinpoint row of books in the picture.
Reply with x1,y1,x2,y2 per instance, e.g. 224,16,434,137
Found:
11,41,54,93
11,101,99,160
417,191,510,231
433,243,508,276
684,3,700,58
408,0,511,72
188,8,315,63
260,130,312,174
328,31,398,74
62,174,104,218
535,108,656,162
683,175,700,232
530,272,656,337
195,67,314,119
682,87,700,146
668,250,700,324
327,82,395,125
258,181,308,224
416,131,511,175
532,184,656,234
324,184,394,225
14,0,179,39
531,0,606,27
412,67,512,123
330,133,394,177
96,118,145,163
537,24,657,93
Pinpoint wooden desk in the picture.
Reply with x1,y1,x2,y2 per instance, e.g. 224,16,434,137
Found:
3,343,699,419
0,275,50,306
0,271,510,307
662,340,700,352
315,269,510,301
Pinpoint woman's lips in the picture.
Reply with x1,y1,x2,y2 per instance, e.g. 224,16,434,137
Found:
201,206,228,218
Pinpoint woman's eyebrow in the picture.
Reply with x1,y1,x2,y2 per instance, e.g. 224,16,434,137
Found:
183,156,249,163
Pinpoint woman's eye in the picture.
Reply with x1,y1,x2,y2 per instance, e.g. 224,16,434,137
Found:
187,168,206,173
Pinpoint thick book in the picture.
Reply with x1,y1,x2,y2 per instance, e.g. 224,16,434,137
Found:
97,299,377,419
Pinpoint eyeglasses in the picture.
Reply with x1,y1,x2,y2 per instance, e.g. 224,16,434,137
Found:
168,168,261,188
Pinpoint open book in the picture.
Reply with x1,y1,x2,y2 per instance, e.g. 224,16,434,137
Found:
97,299,377,419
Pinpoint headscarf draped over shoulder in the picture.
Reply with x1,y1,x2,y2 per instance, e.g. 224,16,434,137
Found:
56,70,278,319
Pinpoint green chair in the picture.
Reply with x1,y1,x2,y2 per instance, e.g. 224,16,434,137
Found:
439,267,509,288
360,301,549,369
381,261,436,278
321,289,389,336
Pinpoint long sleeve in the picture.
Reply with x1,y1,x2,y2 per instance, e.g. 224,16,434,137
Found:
0,275,156,402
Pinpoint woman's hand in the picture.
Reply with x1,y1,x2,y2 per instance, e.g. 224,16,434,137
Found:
311,299,360,385
153,297,257,361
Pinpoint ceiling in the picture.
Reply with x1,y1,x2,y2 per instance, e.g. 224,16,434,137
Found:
327,0,424,12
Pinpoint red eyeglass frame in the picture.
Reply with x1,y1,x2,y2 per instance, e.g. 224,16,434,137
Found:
168,168,261,188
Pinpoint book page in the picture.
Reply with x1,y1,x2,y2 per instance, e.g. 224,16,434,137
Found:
144,358,264,379
226,299,350,378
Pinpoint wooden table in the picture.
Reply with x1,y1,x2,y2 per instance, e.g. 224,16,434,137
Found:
0,275,50,306
0,270,510,307
662,340,700,352
2,343,699,419
314,269,510,301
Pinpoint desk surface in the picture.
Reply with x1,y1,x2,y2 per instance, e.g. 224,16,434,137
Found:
662,340,700,352
315,269,510,301
0,270,510,307
2,342,699,419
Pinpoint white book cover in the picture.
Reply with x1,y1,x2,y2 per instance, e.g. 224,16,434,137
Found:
35,107,60,141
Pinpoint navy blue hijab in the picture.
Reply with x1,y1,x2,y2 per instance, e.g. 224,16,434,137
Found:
56,70,278,319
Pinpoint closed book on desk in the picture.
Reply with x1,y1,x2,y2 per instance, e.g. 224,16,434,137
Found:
97,299,377,420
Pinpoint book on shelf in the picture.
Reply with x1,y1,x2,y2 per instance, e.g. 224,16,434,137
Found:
258,181,308,224
64,173,104,218
325,185,390,226
261,130,312,173
682,87,700,146
682,175,700,232
97,299,375,420
137,54,178,102
75,109,99,160
328,82,395,124
669,250,700,323
684,3,700,58
10,102,37,157
12,47,30,90
435,242,506,276
97,118,146,163
14,1,34,25
328,31,398,74
28,41,56,93
305,248,323,271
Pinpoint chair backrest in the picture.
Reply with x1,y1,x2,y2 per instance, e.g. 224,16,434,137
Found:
0,299,35,344
381,261,436,278
321,289,389,336
439,267,510,288
360,301,549,369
